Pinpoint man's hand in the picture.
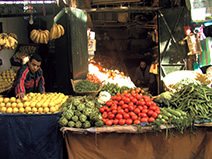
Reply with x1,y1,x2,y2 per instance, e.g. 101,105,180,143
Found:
16,92,25,99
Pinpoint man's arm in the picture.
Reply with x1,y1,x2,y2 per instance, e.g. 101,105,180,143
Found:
15,67,29,98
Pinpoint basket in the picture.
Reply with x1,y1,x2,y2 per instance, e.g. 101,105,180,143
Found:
70,79,103,96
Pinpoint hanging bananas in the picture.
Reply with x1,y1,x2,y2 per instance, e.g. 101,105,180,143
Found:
30,29,50,44
49,23,65,40
0,33,18,51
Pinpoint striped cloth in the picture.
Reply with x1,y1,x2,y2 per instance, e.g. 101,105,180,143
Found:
198,37,212,67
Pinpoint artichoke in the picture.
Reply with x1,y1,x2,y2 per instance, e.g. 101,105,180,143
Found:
58,117,68,127
75,121,82,128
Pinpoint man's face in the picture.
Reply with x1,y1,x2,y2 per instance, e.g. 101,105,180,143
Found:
28,59,41,74
140,61,146,69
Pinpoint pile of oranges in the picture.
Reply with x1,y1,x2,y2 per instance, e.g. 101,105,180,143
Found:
0,92,69,114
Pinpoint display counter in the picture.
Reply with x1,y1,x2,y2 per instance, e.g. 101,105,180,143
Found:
61,125,212,159
0,113,63,159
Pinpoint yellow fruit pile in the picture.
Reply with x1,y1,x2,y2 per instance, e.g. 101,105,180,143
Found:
0,69,16,93
0,92,69,114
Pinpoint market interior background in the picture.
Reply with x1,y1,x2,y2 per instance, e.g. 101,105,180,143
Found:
0,0,212,95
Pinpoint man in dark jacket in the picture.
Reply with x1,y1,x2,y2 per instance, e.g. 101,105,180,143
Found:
133,59,156,95
8,54,45,99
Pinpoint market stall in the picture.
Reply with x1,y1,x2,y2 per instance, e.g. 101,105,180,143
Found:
61,126,212,159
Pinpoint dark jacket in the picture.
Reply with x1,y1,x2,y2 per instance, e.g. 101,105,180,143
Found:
133,65,156,94
9,63,45,96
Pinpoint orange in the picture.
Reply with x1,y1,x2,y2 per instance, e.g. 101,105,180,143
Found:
19,107,25,113
1,107,7,113
49,106,57,113
38,107,44,114
6,102,12,108
43,107,49,113
0,102,5,108
17,102,24,108
4,98,10,103
10,97,16,103
11,102,17,108
31,107,38,113
6,107,13,113
12,107,19,113
25,106,31,113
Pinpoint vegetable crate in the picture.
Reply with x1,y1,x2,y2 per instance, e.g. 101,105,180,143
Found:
70,79,103,96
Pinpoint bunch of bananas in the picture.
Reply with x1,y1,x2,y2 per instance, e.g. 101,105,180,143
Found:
49,23,65,40
30,29,50,44
0,33,18,50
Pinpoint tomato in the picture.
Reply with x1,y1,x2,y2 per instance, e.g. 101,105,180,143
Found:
151,112,158,118
108,113,115,119
148,117,155,122
135,94,141,100
116,92,121,96
105,120,113,126
125,93,130,98
131,98,137,103
131,115,138,120
129,112,136,117
119,119,126,125
124,108,129,113
126,118,133,125
140,117,148,122
111,105,117,110
102,118,108,123
105,107,111,112
114,100,118,104
122,104,128,109
139,113,148,118
124,113,130,119
134,120,141,124
112,109,117,114
117,109,124,114
116,113,123,119
111,96,117,100
149,105,157,111
143,105,148,109
106,101,113,107
124,98,130,104
147,110,154,116
116,96,122,101
128,102,134,107
99,107,105,113
134,108,140,114
102,112,108,118
135,87,141,93
142,109,148,114
121,96,126,101
137,106,143,111
118,100,125,106
113,119,119,125
138,101,145,106
155,110,160,115
129,95,134,101
131,90,136,96
128,105,135,111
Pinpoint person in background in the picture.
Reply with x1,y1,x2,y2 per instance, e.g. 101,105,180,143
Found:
133,58,156,95
8,54,45,99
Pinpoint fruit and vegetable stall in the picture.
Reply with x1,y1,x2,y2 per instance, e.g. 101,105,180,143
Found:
0,62,212,159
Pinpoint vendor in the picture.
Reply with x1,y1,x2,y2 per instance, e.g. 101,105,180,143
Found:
133,58,156,95
7,54,45,99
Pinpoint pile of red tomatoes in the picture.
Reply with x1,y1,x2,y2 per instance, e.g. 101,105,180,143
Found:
99,88,161,126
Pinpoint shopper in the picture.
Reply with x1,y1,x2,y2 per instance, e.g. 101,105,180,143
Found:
8,54,45,99
133,58,156,95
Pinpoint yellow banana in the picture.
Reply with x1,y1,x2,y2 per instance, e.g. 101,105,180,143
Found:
49,23,58,40
8,33,17,40
0,37,5,46
34,31,41,43
7,36,18,49
39,32,44,44
4,37,11,49
57,24,65,36
30,29,38,42
42,30,50,41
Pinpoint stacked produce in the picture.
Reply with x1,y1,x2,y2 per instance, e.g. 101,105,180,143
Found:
30,29,50,44
0,33,18,50
99,88,160,126
58,96,104,128
0,69,16,93
0,92,68,114
49,23,65,40
74,79,100,93
167,82,212,120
